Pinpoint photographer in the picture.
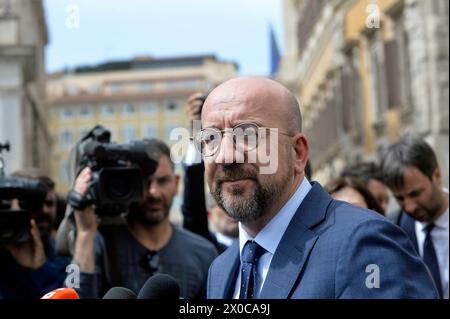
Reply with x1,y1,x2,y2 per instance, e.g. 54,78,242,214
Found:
0,169,70,299
70,138,218,299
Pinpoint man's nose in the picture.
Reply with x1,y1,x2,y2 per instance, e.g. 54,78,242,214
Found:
214,133,238,165
148,181,162,199
403,198,418,214
214,134,233,164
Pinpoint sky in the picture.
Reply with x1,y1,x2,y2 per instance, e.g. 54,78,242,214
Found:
43,0,284,76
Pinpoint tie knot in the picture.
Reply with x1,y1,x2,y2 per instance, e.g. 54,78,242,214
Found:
424,223,436,234
241,241,265,264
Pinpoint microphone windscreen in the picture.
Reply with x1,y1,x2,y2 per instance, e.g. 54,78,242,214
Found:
41,288,80,299
102,287,137,299
137,274,180,299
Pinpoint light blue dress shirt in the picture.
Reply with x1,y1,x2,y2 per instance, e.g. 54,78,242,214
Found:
233,177,312,298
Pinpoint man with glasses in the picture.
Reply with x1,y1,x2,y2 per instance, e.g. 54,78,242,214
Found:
70,139,218,298
202,77,438,299
0,169,69,299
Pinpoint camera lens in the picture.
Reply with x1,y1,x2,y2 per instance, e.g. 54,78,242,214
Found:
98,167,143,206
102,170,133,200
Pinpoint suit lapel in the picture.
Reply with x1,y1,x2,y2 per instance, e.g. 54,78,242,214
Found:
398,211,419,253
213,241,240,298
259,182,332,299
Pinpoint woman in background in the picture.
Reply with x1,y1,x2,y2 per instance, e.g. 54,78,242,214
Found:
325,176,384,215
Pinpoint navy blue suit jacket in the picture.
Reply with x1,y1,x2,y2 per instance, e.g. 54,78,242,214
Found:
396,210,419,253
207,182,438,298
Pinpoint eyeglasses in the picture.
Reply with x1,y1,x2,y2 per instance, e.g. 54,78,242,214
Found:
191,122,293,157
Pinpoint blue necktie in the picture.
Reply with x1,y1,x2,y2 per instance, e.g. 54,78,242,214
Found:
423,223,443,298
239,241,265,299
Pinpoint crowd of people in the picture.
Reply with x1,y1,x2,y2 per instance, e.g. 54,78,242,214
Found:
0,77,447,299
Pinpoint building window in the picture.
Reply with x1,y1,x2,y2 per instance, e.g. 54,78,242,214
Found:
60,108,73,120
166,79,202,90
101,104,115,117
140,82,153,92
60,130,73,148
110,83,123,93
79,105,92,119
87,84,100,94
368,33,388,123
122,126,137,142
142,101,158,114
123,103,136,115
391,12,413,110
59,160,69,183
145,124,158,138
66,84,79,96
165,101,179,113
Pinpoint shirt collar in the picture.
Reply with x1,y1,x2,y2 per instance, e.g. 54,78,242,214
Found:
238,177,312,258
215,232,235,247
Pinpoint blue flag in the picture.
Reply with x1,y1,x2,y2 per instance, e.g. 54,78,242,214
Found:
269,24,280,77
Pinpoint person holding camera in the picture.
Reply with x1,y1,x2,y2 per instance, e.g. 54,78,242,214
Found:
70,138,218,299
0,169,70,299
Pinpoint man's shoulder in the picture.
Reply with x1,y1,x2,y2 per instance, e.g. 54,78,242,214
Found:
320,199,397,238
331,200,388,224
208,240,238,273
172,225,218,254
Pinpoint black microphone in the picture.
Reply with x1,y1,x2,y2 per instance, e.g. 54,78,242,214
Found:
102,287,137,299
137,274,180,299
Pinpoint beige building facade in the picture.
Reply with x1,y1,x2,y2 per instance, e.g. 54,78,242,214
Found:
278,0,449,187
0,0,51,174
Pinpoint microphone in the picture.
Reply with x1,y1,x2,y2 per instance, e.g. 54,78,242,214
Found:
102,287,137,299
41,288,80,299
137,274,180,299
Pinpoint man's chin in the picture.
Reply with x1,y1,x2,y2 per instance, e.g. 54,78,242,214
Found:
143,210,168,225
410,212,429,222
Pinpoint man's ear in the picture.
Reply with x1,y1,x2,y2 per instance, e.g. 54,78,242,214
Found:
174,174,180,189
432,167,442,186
293,133,309,175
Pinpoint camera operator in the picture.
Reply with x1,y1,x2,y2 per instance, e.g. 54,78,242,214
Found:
70,138,218,299
0,169,70,299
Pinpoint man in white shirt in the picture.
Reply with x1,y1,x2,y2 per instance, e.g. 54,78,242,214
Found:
381,134,449,299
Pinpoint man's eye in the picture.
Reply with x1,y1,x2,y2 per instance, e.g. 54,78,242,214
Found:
158,177,170,185
205,134,216,143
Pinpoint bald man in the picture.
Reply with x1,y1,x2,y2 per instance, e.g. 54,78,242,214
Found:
198,77,438,299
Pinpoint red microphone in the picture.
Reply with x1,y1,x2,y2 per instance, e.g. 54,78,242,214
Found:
41,288,80,299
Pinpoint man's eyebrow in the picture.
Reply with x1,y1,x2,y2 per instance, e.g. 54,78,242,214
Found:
407,188,422,195
204,120,264,129
157,175,172,180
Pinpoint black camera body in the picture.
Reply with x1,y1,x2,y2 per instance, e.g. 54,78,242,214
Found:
0,176,47,243
71,126,159,216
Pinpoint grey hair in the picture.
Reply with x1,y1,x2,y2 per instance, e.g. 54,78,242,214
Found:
380,134,438,189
